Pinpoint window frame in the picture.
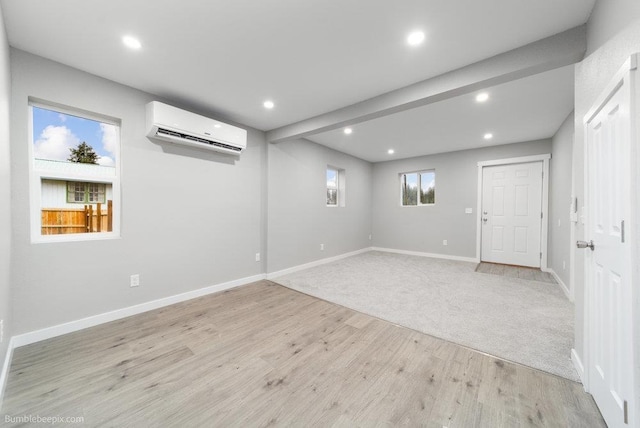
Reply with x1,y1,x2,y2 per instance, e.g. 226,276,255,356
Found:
66,181,107,204
28,99,122,243
326,167,339,207
400,169,436,207
326,166,346,208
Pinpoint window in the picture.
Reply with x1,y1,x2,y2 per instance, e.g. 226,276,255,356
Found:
30,102,120,241
66,182,106,204
326,166,346,207
327,168,338,206
401,170,435,206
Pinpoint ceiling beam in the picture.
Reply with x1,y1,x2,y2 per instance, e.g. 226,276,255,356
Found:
266,25,586,143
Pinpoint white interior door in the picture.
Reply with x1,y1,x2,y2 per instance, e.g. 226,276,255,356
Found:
481,162,543,267
584,63,634,427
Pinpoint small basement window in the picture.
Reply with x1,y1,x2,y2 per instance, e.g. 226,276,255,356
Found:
326,166,346,207
401,170,435,206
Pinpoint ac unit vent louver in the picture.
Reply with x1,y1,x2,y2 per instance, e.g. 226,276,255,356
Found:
156,128,242,153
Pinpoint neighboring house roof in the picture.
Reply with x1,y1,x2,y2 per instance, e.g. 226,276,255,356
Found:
34,158,116,178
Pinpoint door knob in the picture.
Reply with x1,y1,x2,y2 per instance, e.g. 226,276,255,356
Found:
576,240,595,251
482,218,488,223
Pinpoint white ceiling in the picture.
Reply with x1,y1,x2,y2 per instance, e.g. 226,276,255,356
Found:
1,0,594,133
307,65,575,162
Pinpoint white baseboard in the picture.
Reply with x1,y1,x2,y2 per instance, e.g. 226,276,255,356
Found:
571,348,586,386
266,247,373,280
0,337,16,408
11,273,266,349
371,247,478,263
542,268,572,302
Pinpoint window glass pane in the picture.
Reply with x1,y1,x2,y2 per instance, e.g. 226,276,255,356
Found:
327,168,338,205
327,189,337,205
87,183,105,203
43,179,112,235
402,173,418,206
327,169,337,189
33,106,117,167
420,171,435,204
67,181,85,203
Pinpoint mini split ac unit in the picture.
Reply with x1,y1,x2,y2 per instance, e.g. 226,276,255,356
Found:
146,101,247,155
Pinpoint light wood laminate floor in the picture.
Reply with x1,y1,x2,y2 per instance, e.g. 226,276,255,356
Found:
2,281,603,427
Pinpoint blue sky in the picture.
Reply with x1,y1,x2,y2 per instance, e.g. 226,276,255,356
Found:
326,169,337,187
32,106,117,166
404,172,435,190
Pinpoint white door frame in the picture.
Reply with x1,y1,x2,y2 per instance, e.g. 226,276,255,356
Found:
581,53,639,426
476,154,551,269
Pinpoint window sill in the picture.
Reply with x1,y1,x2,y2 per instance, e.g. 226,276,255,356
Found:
32,232,121,244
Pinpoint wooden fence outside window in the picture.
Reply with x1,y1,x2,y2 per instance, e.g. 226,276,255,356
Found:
41,200,113,235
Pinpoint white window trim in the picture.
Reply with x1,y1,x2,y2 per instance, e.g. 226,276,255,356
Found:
327,166,346,207
327,167,338,207
28,101,122,243
399,170,436,207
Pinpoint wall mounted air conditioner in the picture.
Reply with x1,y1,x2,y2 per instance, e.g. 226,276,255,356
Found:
146,101,247,155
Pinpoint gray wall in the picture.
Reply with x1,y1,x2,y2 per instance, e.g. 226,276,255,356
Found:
587,1,640,55
548,112,573,289
371,140,552,258
10,49,267,334
0,5,11,373
573,11,640,368
267,138,372,273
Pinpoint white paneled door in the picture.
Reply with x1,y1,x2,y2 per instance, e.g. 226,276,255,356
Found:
584,58,634,428
481,162,543,267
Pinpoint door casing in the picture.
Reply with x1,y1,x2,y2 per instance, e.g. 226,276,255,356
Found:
476,154,551,271
581,53,639,428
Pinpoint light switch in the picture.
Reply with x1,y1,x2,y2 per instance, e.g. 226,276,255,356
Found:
465,208,473,214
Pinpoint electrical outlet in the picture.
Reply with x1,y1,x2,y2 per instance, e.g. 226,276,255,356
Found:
255,253,260,262
558,219,561,227
130,274,140,288
368,234,372,240
443,240,448,246
465,208,473,214
563,261,566,270
320,244,324,251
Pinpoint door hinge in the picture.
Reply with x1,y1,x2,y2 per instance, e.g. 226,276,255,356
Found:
624,400,628,424
621,220,625,243
541,212,543,219
540,252,542,259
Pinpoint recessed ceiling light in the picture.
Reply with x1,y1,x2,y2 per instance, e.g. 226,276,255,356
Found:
263,100,275,109
388,149,395,154
214,124,222,128
476,93,489,103
484,133,493,140
122,35,142,50
344,128,353,135
407,31,425,46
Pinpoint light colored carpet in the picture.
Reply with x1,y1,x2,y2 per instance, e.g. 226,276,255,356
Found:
274,251,578,382
475,262,558,284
